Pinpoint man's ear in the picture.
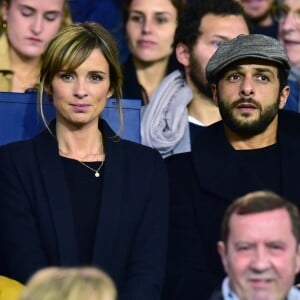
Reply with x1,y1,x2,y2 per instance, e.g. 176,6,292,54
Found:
211,83,218,106
217,241,229,274
279,85,290,109
176,43,190,67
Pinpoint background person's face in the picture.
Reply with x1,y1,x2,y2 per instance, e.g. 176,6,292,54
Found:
239,0,274,21
278,0,300,68
218,209,300,300
2,0,65,59
181,13,249,98
125,0,177,63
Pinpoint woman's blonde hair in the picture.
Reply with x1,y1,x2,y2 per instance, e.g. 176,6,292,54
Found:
38,22,123,132
0,0,72,32
20,267,117,300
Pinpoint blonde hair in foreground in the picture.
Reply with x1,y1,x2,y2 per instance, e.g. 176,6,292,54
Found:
38,22,123,133
19,267,117,300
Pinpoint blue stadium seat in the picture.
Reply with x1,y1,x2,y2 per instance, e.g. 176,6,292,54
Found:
0,92,141,146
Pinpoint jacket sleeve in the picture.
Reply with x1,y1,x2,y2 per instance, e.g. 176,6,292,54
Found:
120,150,169,300
0,145,48,283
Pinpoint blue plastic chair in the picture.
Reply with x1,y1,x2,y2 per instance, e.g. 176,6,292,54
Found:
0,92,141,146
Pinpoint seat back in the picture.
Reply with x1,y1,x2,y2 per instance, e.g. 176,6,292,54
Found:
0,92,141,146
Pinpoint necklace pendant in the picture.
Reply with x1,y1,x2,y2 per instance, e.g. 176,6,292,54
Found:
95,172,100,177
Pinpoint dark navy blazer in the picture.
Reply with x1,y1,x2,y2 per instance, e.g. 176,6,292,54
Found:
0,119,169,300
163,109,300,300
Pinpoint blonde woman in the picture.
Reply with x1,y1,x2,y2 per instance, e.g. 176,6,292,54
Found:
0,22,168,300
0,0,72,92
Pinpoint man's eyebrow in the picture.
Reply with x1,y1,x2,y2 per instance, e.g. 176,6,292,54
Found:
211,35,229,41
226,66,276,75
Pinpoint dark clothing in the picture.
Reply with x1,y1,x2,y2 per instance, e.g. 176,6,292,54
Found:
122,54,180,104
249,19,279,39
0,119,169,300
209,291,223,300
122,56,144,102
69,0,129,62
189,122,207,145
61,157,104,265
163,109,300,300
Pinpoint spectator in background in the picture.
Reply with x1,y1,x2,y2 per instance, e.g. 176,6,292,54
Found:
278,0,300,112
141,0,249,158
122,0,184,104
0,22,168,300
237,0,279,38
211,190,300,300
0,0,72,92
20,267,117,300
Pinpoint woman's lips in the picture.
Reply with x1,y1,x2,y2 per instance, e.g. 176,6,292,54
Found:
71,104,90,112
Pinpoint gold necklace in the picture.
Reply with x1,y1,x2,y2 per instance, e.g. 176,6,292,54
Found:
78,160,104,178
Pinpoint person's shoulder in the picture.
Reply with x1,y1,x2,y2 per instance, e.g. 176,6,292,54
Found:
279,109,300,133
165,151,193,173
165,151,192,163
0,139,33,155
208,290,224,300
119,138,164,161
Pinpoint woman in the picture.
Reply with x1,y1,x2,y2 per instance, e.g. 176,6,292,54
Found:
20,267,116,300
0,0,72,92
122,0,185,104
0,22,168,300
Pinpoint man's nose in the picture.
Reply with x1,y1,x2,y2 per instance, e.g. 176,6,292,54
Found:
239,76,255,98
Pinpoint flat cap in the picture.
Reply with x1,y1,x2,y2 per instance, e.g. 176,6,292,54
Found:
206,34,290,83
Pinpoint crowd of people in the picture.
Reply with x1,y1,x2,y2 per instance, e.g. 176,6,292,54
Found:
0,0,300,300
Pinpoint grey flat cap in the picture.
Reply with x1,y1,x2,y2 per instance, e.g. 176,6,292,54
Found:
206,34,290,83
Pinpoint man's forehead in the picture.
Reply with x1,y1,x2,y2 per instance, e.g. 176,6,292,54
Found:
229,208,292,234
199,13,247,32
223,58,280,72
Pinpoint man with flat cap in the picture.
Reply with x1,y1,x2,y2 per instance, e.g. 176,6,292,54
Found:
163,34,300,300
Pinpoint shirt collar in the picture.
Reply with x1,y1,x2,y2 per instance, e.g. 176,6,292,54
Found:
222,277,300,300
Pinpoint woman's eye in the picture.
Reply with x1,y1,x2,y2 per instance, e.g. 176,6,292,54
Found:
155,16,169,25
60,73,73,81
44,12,60,22
89,74,102,81
129,14,144,24
21,7,34,17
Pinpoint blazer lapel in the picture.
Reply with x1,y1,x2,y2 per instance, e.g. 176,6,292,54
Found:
92,120,124,270
34,129,79,265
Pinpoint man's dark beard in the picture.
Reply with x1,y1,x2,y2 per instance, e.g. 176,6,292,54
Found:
218,97,280,137
189,55,213,99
